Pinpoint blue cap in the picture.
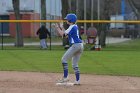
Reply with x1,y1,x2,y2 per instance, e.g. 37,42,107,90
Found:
64,13,77,23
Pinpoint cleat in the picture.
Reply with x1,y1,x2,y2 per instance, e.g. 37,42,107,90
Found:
74,80,80,85
57,77,69,83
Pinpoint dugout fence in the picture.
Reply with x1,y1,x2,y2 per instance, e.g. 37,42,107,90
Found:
0,20,140,51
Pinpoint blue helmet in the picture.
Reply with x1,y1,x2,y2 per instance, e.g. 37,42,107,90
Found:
64,13,77,23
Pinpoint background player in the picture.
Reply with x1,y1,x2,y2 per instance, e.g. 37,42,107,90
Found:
55,13,84,85
36,25,50,49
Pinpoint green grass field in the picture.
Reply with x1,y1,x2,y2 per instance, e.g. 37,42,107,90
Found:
0,39,140,77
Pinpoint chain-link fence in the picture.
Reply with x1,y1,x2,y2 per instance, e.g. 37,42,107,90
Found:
0,20,140,51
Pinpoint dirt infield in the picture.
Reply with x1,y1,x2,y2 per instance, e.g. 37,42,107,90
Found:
0,71,140,93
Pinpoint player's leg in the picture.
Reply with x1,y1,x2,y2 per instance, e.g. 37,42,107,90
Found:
40,39,43,48
72,52,81,84
61,47,75,79
72,43,83,85
59,44,80,81
57,49,73,83
58,43,83,83
41,39,47,49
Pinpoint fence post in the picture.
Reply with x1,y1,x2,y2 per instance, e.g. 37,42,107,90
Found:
1,23,3,50
49,22,52,50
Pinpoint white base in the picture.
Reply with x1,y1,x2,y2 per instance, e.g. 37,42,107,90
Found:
56,82,74,86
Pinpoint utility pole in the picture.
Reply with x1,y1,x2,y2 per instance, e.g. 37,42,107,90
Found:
76,0,78,15
97,0,100,20
97,0,100,45
69,0,71,12
91,0,94,26
84,0,87,34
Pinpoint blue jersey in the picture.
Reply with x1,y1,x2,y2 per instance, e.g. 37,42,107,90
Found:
65,24,82,45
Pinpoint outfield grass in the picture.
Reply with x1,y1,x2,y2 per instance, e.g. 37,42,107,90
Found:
0,39,140,77
103,39,140,51
0,49,140,77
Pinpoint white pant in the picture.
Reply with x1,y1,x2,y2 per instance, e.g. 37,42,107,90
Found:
62,43,84,68
40,39,47,48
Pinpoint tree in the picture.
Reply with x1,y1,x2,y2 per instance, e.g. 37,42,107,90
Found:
99,0,114,47
61,0,70,48
41,0,46,26
61,0,69,20
128,0,140,37
61,0,70,29
128,0,140,18
12,0,23,47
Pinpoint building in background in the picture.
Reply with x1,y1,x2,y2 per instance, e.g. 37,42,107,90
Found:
0,0,62,37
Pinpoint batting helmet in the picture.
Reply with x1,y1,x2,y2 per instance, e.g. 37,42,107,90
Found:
64,13,77,23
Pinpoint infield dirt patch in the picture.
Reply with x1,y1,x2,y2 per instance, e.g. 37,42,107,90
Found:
0,71,140,93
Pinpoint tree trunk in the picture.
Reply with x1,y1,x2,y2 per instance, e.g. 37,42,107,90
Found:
128,0,140,38
99,0,113,47
61,0,69,18
61,0,70,48
61,0,70,29
41,0,46,26
98,24,107,47
12,0,23,47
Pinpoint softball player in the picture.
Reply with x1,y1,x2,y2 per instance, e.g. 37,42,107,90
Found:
55,13,84,85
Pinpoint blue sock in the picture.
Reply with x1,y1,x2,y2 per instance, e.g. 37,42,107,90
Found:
76,73,80,81
62,63,68,78
74,67,80,81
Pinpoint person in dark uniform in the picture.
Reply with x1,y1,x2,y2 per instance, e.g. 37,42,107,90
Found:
36,25,50,49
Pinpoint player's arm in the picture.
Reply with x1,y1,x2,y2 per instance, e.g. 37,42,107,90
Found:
54,23,66,37
56,27,64,36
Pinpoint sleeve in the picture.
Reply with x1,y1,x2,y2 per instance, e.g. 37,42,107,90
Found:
36,28,40,35
65,25,73,34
